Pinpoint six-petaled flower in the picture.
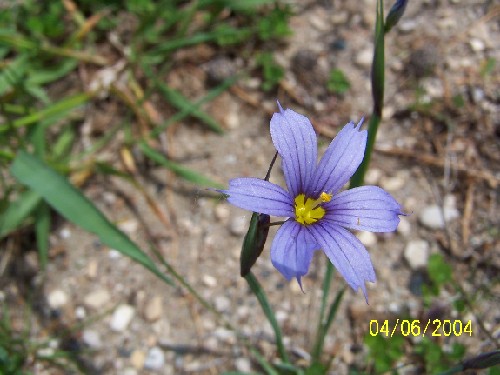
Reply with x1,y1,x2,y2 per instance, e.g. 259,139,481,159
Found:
221,102,404,301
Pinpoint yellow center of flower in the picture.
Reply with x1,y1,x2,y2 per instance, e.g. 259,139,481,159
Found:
294,192,332,225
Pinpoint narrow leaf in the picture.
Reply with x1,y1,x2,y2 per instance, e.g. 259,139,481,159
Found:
0,190,41,238
140,141,224,188
10,151,173,286
245,272,290,363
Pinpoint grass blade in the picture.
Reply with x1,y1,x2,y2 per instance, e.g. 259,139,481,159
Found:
1,92,91,132
140,141,224,188
245,272,290,364
143,64,224,134
35,202,50,270
10,151,173,286
0,189,41,238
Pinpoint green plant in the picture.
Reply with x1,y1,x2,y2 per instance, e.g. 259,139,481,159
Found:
327,68,351,95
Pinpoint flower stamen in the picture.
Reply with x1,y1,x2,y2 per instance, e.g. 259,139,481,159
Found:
294,192,332,225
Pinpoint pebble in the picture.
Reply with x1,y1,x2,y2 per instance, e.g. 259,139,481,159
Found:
469,38,485,52
83,330,102,349
355,48,373,68
358,231,377,247
214,204,230,221
202,275,217,287
130,350,146,370
398,19,417,33
215,296,231,312
418,197,459,230
48,290,68,309
229,216,247,236
144,296,163,323
75,306,86,320
213,328,236,344
397,216,411,237
404,239,430,270
87,259,98,279
235,358,251,372
144,347,165,371
83,289,111,310
110,304,135,332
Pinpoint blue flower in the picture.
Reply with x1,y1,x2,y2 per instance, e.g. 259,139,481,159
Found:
221,103,404,300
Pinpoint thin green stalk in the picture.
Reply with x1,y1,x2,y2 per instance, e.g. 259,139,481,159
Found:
245,272,290,364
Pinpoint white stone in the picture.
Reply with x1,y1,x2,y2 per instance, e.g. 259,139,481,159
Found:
144,347,165,371
380,175,405,191
355,48,373,68
83,330,102,349
83,289,111,310
75,306,86,320
215,296,231,312
358,231,377,247
404,240,430,270
229,216,247,236
214,204,230,221
418,198,459,230
202,275,217,287
469,38,485,52
110,304,135,332
48,290,68,309
397,217,411,237
235,358,252,372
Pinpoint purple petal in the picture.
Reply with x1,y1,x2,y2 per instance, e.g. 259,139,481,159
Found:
309,119,367,197
324,186,404,232
221,178,294,217
271,220,319,287
308,221,376,302
270,105,318,197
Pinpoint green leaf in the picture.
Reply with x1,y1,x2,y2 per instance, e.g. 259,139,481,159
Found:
245,272,290,364
428,253,453,287
35,202,50,270
153,82,224,134
1,92,91,132
140,141,224,188
0,189,41,238
327,69,351,95
10,151,173,286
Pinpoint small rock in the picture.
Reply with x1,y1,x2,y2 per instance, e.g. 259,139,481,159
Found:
75,306,85,320
202,275,217,287
398,19,417,33
469,38,485,52
118,218,138,234
358,231,377,247
83,330,102,349
418,197,459,230
213,328,236,344
215,296,231,312
397,217,411,237
235,358,251,372
130,350,146,370
404,240,430,270
48,290,68,309
110,304,135,332
355,48,373,68
214,204,230,221
83,289,111,310
144,296,163,323
144,347,165,371
229,216,247,236
87,259,98,279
